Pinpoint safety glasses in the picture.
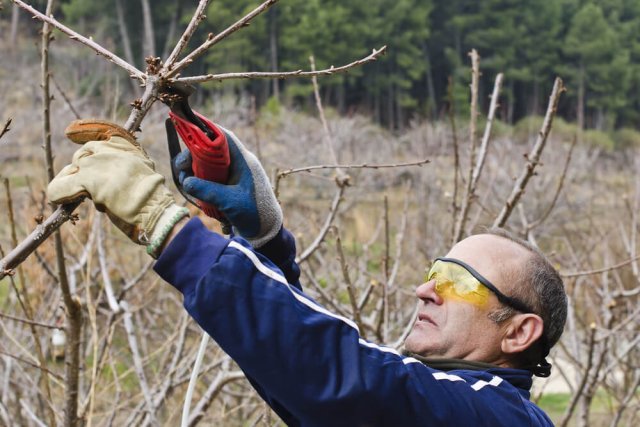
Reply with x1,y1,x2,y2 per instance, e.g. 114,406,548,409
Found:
425,257,534,313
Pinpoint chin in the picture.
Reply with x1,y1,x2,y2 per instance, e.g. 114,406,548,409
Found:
404,335,438,356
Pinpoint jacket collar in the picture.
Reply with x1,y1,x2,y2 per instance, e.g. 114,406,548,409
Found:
403,351,534,398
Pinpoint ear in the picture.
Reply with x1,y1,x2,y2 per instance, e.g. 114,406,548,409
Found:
501,314,544,355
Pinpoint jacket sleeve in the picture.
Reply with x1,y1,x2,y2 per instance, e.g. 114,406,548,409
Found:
254,225,301,290
154,218,545,427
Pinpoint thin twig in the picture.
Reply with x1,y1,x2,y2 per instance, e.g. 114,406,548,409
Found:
122,302,158,425
0,118,11,140
176,46,387,84
51,75,80,119
492,77,565,228
526,135,577,231
333,227,366,338
559,324,597,427
562,254,640,278
0,312,58,330
167,0,280,78
296,186,345,264
10,0,146,81
277,159,430,179
0,350,63,382
186,371,246,427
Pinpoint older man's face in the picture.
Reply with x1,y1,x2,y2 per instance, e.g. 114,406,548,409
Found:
404,234,530,364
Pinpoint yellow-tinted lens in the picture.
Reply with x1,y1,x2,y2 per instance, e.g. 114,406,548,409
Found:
426,260,490,307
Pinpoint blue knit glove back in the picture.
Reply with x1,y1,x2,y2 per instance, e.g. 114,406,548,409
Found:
174,126,282,248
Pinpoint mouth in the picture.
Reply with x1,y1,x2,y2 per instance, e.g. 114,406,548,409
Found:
417,313,437,326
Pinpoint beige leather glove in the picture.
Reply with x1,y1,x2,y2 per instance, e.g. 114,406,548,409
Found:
47,120,189,257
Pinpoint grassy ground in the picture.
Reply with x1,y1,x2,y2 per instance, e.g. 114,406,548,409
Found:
538,392,631,426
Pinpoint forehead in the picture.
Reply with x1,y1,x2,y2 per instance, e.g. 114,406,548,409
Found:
444,234,530,290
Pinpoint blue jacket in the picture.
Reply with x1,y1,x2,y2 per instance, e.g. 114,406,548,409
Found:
154,218,554,426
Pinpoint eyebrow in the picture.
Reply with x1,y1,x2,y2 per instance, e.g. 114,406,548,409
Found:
434,257,535,314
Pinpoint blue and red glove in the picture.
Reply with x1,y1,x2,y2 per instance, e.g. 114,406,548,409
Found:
173,126,282,248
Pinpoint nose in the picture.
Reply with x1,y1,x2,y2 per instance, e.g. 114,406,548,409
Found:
415,279,443,305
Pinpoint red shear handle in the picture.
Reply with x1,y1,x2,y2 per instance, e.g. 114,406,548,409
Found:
169,111,231,219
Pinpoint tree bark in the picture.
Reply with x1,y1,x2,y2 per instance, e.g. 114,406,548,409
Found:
269,8,279,100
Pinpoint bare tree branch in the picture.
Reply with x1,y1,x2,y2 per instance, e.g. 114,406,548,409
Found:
526,135,577,232
296,186,345,264
0,312,58,330
333,227,366,337
0,118,11,141
277,159,430,180
561,254,640,278
176,46,387,84
492,77,565,228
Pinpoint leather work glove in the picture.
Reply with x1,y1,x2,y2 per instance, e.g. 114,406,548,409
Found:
47,120,189,257
174,126,282,248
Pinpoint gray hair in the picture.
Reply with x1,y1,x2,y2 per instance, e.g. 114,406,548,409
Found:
485,228,567,362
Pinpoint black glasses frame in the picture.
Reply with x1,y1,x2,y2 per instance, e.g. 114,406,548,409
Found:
434,257,535,314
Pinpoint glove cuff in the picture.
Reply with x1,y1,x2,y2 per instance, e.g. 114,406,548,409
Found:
239,217,283,249
146,205,190,258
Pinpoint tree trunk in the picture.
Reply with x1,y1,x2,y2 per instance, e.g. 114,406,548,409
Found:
116,0,136,67
337,79,347,115
507,80,515,124
10,3,20,46
531,80,540,116
577,63,585,144
269,8,279,100
162,0,182,59
423,42,437,118
387,83,395,130
141,0,156,56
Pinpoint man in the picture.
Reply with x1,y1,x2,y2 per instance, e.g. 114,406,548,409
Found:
48,119,567,426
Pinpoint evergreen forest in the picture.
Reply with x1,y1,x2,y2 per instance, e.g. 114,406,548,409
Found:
6,0,640,133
